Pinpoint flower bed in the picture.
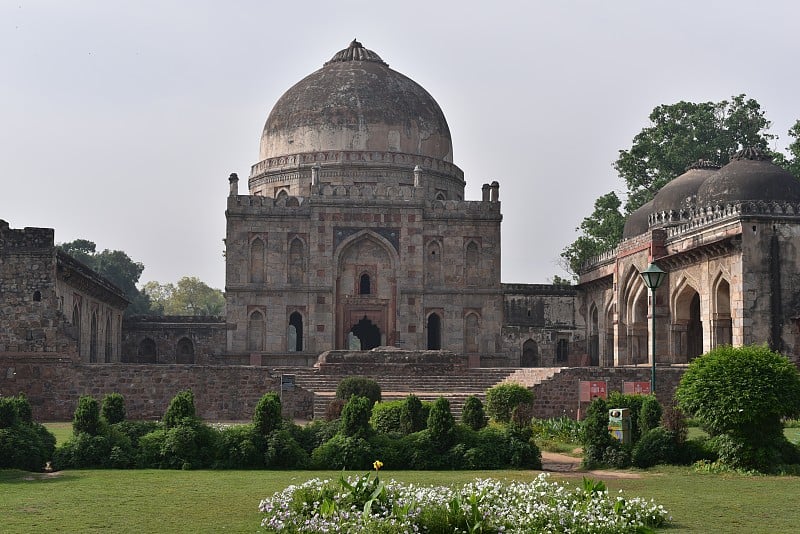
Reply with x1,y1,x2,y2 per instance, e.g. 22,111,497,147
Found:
259,472,670,533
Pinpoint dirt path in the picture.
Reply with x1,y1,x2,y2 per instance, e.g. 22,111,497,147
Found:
540,451,643,479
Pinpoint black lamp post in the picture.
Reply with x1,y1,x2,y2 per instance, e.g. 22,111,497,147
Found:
640,262,667,394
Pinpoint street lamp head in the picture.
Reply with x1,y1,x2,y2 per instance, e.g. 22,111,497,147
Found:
640,262,667,290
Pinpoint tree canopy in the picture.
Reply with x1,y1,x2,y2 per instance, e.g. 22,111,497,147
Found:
142,276,224,316
561,95,799,276
58,239,150,314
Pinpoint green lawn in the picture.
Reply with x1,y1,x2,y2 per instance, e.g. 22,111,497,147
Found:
2,467,800,533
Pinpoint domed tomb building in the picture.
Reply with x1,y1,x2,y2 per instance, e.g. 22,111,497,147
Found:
579,148,800,367
224,41,505,364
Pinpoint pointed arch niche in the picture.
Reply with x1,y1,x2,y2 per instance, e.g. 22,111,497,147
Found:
249,237,265,284
712,275,732,348
247,310,265,352
588,303,599,366
621,267,648,366
672,280,703,362
426,312,442,350
288,237,305,286
521,338,539,367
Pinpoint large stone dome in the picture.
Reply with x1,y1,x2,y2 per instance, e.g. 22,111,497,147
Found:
651,160,720,214
258,40,453,163
697,147,800,205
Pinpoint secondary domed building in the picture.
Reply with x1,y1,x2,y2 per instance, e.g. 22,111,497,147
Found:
580,147,800,368
224,41,505,364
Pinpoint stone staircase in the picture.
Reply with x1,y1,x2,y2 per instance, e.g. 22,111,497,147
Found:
270,366,565,419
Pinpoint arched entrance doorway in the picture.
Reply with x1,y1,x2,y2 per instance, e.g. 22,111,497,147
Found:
673,284,703,362
521,339,538,367
289,312,303,352
350,316,381,350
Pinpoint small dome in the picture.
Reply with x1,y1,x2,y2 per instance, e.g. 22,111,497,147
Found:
259,40,453,163
697,147,800,205
651,160,720,213
622,199,654,239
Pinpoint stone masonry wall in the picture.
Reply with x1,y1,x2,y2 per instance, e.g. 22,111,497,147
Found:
0,354,313,421
529,366,685,419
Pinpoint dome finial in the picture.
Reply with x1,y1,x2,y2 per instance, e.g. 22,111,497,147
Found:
325,40,388,66
732,146,773,162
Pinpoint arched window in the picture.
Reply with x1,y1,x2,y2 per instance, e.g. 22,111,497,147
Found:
104,315,112,363
359,273,371,295
288,238,304,285
674,284,703,362
276,189,289,200
138,338,157,364
427,313,442,350
247,310,265,352
589,305,599,366
89,312,98,363
465,241,479,285
288,312,303,352
176,337,195,364
250,238,265,284
714,278,732,348
435,191,446,201
521,339,538,367
33,290,42,302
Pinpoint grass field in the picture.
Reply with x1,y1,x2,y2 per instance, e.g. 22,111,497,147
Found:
2,466,800,533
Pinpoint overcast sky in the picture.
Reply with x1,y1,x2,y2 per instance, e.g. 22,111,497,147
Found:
3,1,799,289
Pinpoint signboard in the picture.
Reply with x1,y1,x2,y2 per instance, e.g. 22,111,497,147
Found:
623,381,651,395
281,374,296,392
578,380,607,402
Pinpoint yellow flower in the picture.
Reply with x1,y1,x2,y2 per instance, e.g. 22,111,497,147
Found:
373,460,383,471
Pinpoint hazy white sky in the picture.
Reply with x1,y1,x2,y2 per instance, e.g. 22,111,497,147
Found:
3,1,799,289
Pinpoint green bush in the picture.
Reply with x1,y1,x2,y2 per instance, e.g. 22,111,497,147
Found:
111,420,160,449
160,419,219,470
136,429,168,468
531,416,584,444
461,396,487,431
341,395,373,437
252,392,282,438
606,392,646,444
101,393,126,424
73,396,101,436
632,427,677,468
291,419,340,454
676,344,800,471
581,398,628,469
370,399,404,434
427,397,455,451
54,426,134,469
265,428,309,469
0,394,33,428
335,377,382,406
216,424,263,469
310,433,375,470
0,422,55,471
485,383,533,423
400,394,427,434
163,390,196,429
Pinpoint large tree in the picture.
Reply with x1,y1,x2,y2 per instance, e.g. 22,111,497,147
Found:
561,95,795,276
58,239,151,314
142,276,224,316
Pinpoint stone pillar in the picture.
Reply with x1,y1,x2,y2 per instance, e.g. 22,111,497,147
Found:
490,181,500,202
228,173,239,196
311,163,321,186
481,183,490,202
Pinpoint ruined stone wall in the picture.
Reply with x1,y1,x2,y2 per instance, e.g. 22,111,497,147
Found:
529,366,685,419
122,316,227,364
0,354,313,421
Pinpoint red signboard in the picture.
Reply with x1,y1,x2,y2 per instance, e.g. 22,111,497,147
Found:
579,381,607,402
623,381,651,395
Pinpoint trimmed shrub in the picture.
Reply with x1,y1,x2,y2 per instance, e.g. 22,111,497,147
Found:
111,420,160,449
485,383,533,423
136,429,168,468
632,427,677,468
291,419,340,454
461,395,487,431
427,397,455,451
265,428,309,469
101,393,126,425
73,396,101,436
581,398,618,469
216,424,263,469
335,377,382,407
160,419,219,470
638,395,662,435
370,399,404,434
400,394,426,434
252,392,282,438
310,433,375,470
163,390,196,429
0,397,18,428
676,344,800,471
0,422,55,471
606,392,646,444
341,395,372,437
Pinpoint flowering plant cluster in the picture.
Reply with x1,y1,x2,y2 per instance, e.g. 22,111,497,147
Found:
259,471,670,533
